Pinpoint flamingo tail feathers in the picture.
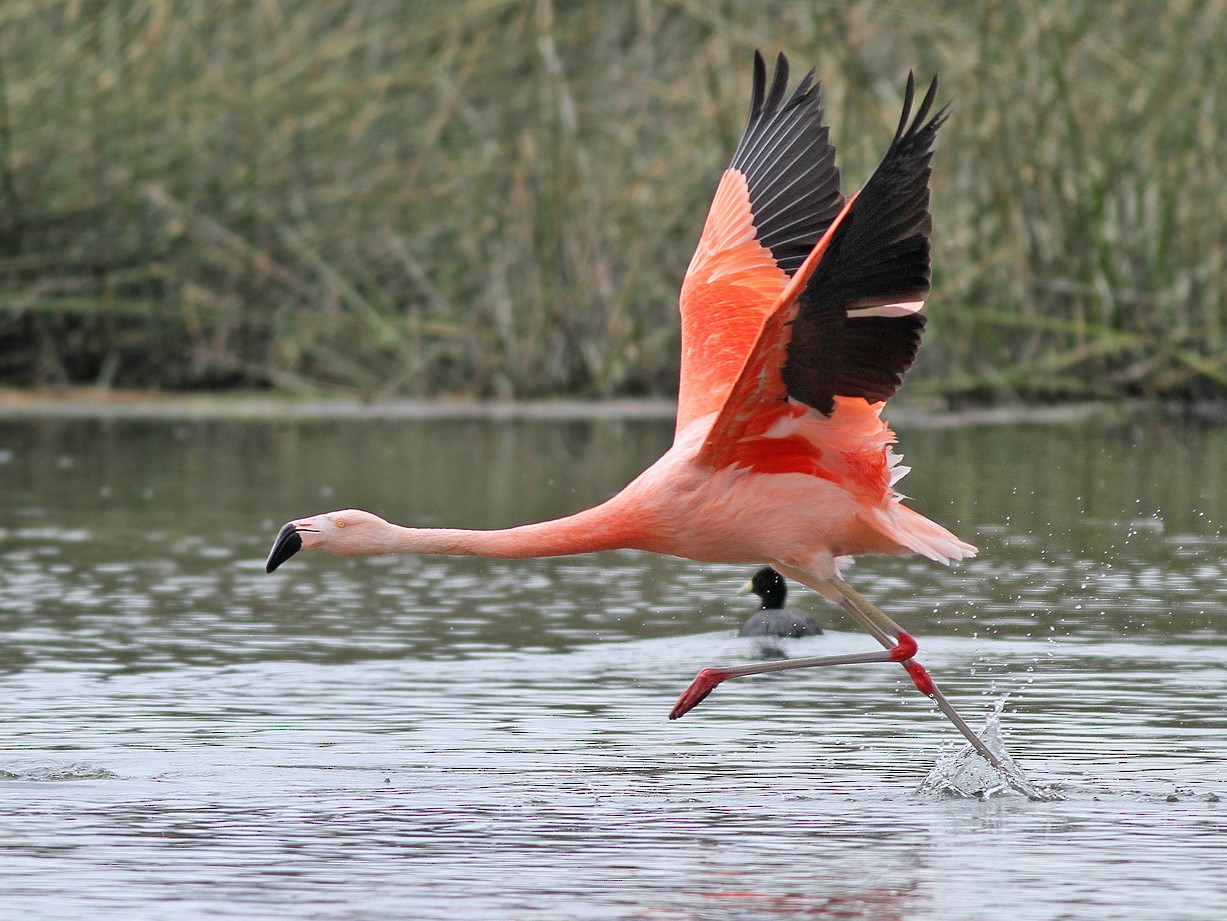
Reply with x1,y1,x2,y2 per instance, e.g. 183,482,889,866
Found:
863,502,977,565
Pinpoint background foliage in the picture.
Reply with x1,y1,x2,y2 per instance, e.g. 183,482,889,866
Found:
1,0,1225,401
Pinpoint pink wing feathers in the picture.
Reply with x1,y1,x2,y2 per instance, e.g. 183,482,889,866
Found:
675,52,845,435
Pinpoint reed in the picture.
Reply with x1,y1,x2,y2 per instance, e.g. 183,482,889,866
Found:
1,0,1224,402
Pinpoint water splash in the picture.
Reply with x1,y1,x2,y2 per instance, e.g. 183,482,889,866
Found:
0,762,120,782
919,697,1063,800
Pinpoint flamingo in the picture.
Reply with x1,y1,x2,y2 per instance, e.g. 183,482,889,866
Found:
737,566,823,638
266,52,1046,798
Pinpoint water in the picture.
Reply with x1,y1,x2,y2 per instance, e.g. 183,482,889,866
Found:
2,409,1226,919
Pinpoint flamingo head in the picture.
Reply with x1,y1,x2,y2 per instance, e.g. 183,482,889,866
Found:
265,509,392,572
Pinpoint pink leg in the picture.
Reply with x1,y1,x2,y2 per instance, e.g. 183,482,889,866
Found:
824,578,1055,798
670,632,918,719
822,580,1022,775
672,575,1054,800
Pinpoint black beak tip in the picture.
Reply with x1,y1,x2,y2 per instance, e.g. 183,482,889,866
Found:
266,522,303,573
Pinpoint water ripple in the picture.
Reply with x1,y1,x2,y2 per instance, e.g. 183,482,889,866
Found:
3,416,1227,920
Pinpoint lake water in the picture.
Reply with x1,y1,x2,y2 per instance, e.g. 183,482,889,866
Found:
1,406,1225,919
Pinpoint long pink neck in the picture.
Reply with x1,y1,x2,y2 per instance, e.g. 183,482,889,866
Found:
381,501,641,559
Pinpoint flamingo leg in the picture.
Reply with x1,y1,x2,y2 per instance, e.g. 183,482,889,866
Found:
825,577,1052,800
669,631,919,720
671,575,1053,800
828,577,903,645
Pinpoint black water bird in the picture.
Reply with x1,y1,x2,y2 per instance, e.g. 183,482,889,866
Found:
737,567,824,638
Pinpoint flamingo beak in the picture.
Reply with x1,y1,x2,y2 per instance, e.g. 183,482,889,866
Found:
736,579,754,596
265,522,303,573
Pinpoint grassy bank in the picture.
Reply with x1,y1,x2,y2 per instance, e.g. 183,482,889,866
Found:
1,1,1225,402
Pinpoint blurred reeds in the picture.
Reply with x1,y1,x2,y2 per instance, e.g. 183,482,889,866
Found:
1,0,1225,401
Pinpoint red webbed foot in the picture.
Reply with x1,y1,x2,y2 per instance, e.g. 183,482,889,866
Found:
669,667,731,719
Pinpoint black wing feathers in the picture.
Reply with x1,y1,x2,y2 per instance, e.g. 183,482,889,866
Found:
783,73,948,415
730,51,844,277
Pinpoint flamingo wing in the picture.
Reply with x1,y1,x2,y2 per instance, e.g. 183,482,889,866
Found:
674,52,845,436
697,73,950,470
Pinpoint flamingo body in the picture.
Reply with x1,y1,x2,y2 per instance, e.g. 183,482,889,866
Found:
262,54,1012,777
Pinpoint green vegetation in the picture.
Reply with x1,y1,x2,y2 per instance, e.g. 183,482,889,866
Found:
1,1,1225,402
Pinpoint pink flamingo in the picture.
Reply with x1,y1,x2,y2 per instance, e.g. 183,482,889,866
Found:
266,53,1044,797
